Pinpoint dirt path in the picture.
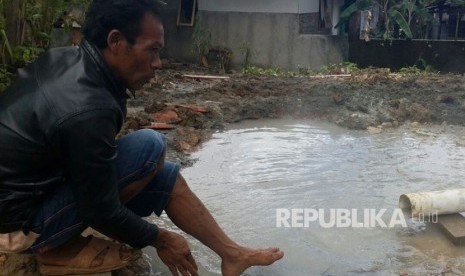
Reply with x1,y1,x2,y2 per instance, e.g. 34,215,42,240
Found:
2,64,465,275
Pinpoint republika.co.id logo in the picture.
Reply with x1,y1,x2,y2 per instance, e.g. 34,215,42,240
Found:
276,208,438,228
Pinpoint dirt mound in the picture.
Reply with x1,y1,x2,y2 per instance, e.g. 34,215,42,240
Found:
124,67,465,166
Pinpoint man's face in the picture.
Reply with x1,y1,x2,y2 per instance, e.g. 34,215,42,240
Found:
111,13,165,91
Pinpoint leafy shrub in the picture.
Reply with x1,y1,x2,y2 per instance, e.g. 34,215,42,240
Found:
0,65,14,93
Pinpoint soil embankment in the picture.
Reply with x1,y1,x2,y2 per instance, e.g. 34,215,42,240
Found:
124,64,465,165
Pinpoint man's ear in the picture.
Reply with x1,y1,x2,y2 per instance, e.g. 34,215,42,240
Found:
106,30,125,53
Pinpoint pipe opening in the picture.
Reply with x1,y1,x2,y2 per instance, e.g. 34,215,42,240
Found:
399,194,413,218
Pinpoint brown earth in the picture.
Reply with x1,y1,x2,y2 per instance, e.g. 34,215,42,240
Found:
2,63,465,275
124,63,465,166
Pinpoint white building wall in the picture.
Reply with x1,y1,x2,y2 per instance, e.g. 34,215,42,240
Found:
164,1,348,69
298,0,319,13
198,1,332,15
199,0,306,13
331,0,345,35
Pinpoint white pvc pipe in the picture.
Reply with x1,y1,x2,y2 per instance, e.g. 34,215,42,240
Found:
399,189,465,217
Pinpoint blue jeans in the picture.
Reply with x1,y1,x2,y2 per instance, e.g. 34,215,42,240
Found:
28,129,180,253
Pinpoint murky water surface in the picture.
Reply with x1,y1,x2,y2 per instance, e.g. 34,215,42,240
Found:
147,119,465,275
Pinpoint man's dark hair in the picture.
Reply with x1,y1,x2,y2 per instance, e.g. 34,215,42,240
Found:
82,0,161,49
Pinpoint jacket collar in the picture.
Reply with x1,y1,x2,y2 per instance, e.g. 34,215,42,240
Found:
80,40,133,99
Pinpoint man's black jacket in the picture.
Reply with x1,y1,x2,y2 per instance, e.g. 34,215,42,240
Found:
0,41,158,248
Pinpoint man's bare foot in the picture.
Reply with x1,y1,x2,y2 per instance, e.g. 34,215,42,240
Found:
221,246,284,276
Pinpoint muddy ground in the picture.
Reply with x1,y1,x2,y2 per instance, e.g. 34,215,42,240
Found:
124,63,465,167
2,63,465,275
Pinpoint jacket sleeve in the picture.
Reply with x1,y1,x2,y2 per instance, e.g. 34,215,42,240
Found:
56,108,158,248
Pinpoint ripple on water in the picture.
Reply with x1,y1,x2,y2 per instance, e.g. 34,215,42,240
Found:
147,119,465,275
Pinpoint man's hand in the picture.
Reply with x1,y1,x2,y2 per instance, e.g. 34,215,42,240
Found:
153,229,198,276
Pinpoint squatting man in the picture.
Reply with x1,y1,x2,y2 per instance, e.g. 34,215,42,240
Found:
0,0,284,275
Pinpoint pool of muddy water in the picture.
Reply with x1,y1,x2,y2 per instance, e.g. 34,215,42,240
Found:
145,119,465,275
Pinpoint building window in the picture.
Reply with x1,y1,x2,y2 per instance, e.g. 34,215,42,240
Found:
177,0,197,26
299,0,333,34
319,0,333,31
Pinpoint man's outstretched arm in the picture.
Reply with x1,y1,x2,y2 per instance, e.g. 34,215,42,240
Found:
161,174,284,276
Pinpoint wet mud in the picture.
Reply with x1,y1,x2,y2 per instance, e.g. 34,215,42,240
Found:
125,64,465,166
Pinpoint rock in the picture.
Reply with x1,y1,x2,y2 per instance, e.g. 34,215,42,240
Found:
0,254,37,276
0,254,6,266
410,103,430,122
440,121,448,132
173,127,203,152
332,93,344,105
410,121,421,128
367,126,382,134
338,112,379,130
414,129,437,137
438,95,455,104
144,101,166,113
388,98,429,123
381,122,393,128
451,267,463,275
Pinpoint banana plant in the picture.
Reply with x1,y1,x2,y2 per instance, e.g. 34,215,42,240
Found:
450,0,465,6
390,9,412,38
1,29,13,65
337,0,447,39
0,0,13,64
392,0,446,39
335,0,374,28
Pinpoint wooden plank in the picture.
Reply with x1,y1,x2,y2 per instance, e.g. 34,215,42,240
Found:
309,73,404,79
143,122,177,130
175,104,209,113
309,74,351,78
182,74,230,80
68,273,111,276
437,213,465,246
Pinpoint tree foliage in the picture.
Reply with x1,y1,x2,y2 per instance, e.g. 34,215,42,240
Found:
0,0,90,92
337,0,465,40
1,0,90,64
0,0,170,93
